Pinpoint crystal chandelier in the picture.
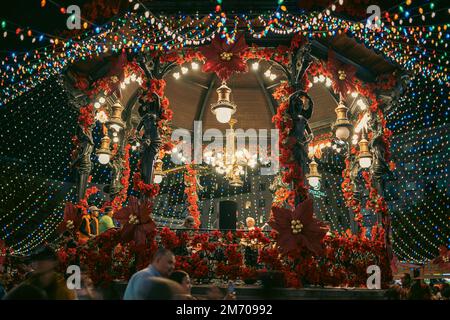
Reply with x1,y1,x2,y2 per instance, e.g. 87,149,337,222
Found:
203,119,259,187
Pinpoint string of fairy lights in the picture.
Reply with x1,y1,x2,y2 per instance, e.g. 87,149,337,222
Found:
386,76,450,263
0,1,448,259
0,78,78,254
1,1,449,106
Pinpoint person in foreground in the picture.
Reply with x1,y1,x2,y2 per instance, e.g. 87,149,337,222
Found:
3,246,75,300
123,248,175,299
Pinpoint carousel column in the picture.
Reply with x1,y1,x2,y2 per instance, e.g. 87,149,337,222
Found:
287,42,314,206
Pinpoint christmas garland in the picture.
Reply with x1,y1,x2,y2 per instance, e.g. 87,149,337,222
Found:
184,164,201,228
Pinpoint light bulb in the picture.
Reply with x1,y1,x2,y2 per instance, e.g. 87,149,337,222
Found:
357,99,367,110
264,69,271,77
252,62,259,70
308,177,320,188
215,107,232,123
191,62,199,70
153,175,163,184
336,126,350,140
173,72,180,79
181,66,188,74
359,157,372,168
98,154,110,165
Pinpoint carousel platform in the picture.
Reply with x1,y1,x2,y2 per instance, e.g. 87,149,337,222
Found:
106,281,386,300
191,285,387,300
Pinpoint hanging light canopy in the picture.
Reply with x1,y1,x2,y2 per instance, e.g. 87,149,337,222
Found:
211,82,236,124
106,101,125,131
96,135,112,164
306,158,321,188
358,135,372,168
333,102,352,140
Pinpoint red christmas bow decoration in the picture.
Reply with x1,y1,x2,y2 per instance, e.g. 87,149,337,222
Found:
269,198,329,257
199,33,248,82
58,202,81,234
114,196,157,246
327,51,357,97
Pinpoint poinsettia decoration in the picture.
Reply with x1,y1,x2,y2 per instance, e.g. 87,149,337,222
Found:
114,196,157,246
327,51,357,97
57,202,81,234
269,198,329,257
199,33,248,81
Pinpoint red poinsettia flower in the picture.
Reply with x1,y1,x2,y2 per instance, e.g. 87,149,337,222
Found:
114,196,157,246
269,198,329,257
58,202,81,234
327,51,357,97
199,33,248,81
433,246,450,270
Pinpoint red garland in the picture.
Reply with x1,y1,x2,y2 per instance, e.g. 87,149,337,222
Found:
184,164,201,228
109,144,131,211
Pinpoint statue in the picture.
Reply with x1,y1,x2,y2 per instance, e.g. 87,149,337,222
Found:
368,115,391,182
137,93,162,185
107,155,124,196
288,90,314,176
71,124,94,202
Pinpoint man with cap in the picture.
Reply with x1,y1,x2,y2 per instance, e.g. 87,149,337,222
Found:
99,206,115,234
89,206,100,237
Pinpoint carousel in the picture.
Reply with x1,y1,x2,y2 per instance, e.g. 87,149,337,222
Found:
0,0,449,299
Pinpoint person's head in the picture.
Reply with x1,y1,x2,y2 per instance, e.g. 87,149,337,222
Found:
135,276,183,300
206,285,224,300
3,283,48,300
169,270,192,295
152,248,175,277
104,206,114,217
408,281,431,300
246,217,255,228
89,206,100,218
401,273,411,288
183,216,195,228
30,246,58,287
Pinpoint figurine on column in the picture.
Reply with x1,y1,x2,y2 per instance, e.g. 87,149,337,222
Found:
71,123,94,202
288,90,314,176
137,92,162,185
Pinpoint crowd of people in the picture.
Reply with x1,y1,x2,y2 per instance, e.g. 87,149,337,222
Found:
385,273,450,300
0,245,236,300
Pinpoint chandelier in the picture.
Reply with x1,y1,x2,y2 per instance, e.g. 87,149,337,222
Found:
203,119,259,187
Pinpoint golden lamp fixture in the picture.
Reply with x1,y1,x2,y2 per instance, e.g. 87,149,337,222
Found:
334,102,352,140
306,158,321,188
96,135,112,165
210,82,237,124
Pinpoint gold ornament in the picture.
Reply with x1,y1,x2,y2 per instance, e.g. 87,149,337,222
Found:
338,70,346,80
220,52,233,61
290,219,303,234
129,214,139,225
